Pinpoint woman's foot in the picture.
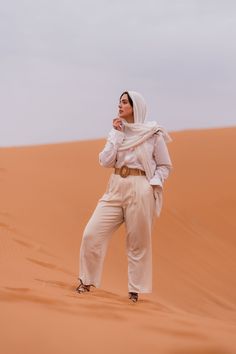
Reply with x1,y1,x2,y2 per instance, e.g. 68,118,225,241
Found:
76,278,93,293
129,292,138,303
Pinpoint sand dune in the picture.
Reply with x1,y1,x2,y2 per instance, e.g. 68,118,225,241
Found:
0,127,236,354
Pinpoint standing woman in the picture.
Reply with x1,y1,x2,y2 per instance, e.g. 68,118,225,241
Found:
76,91,172,302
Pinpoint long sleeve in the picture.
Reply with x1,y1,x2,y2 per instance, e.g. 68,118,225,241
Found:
149,133,173,189
99,128,125,167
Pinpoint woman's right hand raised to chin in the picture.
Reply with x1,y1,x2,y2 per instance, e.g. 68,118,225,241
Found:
113,117,124,132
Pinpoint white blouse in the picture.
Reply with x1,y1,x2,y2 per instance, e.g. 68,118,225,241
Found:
99,128,172,189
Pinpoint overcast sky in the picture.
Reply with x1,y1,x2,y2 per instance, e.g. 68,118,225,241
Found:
0,0,235,147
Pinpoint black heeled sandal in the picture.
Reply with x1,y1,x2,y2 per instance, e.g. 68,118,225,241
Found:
129,292,138,303
76,278,94,294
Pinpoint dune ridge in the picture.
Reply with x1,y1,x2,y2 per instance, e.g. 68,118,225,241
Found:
0,127,236,354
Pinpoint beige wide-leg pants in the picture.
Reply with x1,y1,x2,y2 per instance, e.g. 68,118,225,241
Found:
79,173,155,293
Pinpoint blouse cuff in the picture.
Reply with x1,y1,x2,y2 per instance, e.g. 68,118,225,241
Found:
149,175,163,188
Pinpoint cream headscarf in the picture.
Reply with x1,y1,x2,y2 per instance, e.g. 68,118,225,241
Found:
119,90,172,180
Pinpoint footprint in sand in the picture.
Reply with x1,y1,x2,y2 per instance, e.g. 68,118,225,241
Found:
26,257,73,275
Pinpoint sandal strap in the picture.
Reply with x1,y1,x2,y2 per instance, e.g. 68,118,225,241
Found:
129,292,138,302
76,278,95,293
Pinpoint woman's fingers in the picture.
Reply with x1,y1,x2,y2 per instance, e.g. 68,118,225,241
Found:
113,118,123,131
113,117,121,125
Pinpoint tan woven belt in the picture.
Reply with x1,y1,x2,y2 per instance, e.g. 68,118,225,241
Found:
114,165,146,178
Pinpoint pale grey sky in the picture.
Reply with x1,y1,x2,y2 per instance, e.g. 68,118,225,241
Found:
0,0,235,147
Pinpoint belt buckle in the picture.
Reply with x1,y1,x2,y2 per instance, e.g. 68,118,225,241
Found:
120,165,130,178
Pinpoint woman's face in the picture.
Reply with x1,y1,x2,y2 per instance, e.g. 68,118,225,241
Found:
118,93,134,123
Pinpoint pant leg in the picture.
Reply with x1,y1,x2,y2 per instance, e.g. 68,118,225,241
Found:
124,176,155,293
79,199,123,287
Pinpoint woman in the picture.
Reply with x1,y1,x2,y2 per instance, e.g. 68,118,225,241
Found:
76,90,172,302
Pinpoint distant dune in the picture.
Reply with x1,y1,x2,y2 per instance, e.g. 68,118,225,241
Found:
0,127,236,354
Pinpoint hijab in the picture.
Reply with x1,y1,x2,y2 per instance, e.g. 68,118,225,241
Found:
118,90,172,180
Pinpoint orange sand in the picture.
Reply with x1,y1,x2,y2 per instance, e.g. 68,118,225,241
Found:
0,127,236,354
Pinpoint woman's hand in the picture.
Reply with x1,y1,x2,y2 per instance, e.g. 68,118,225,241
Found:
113,117,124,132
